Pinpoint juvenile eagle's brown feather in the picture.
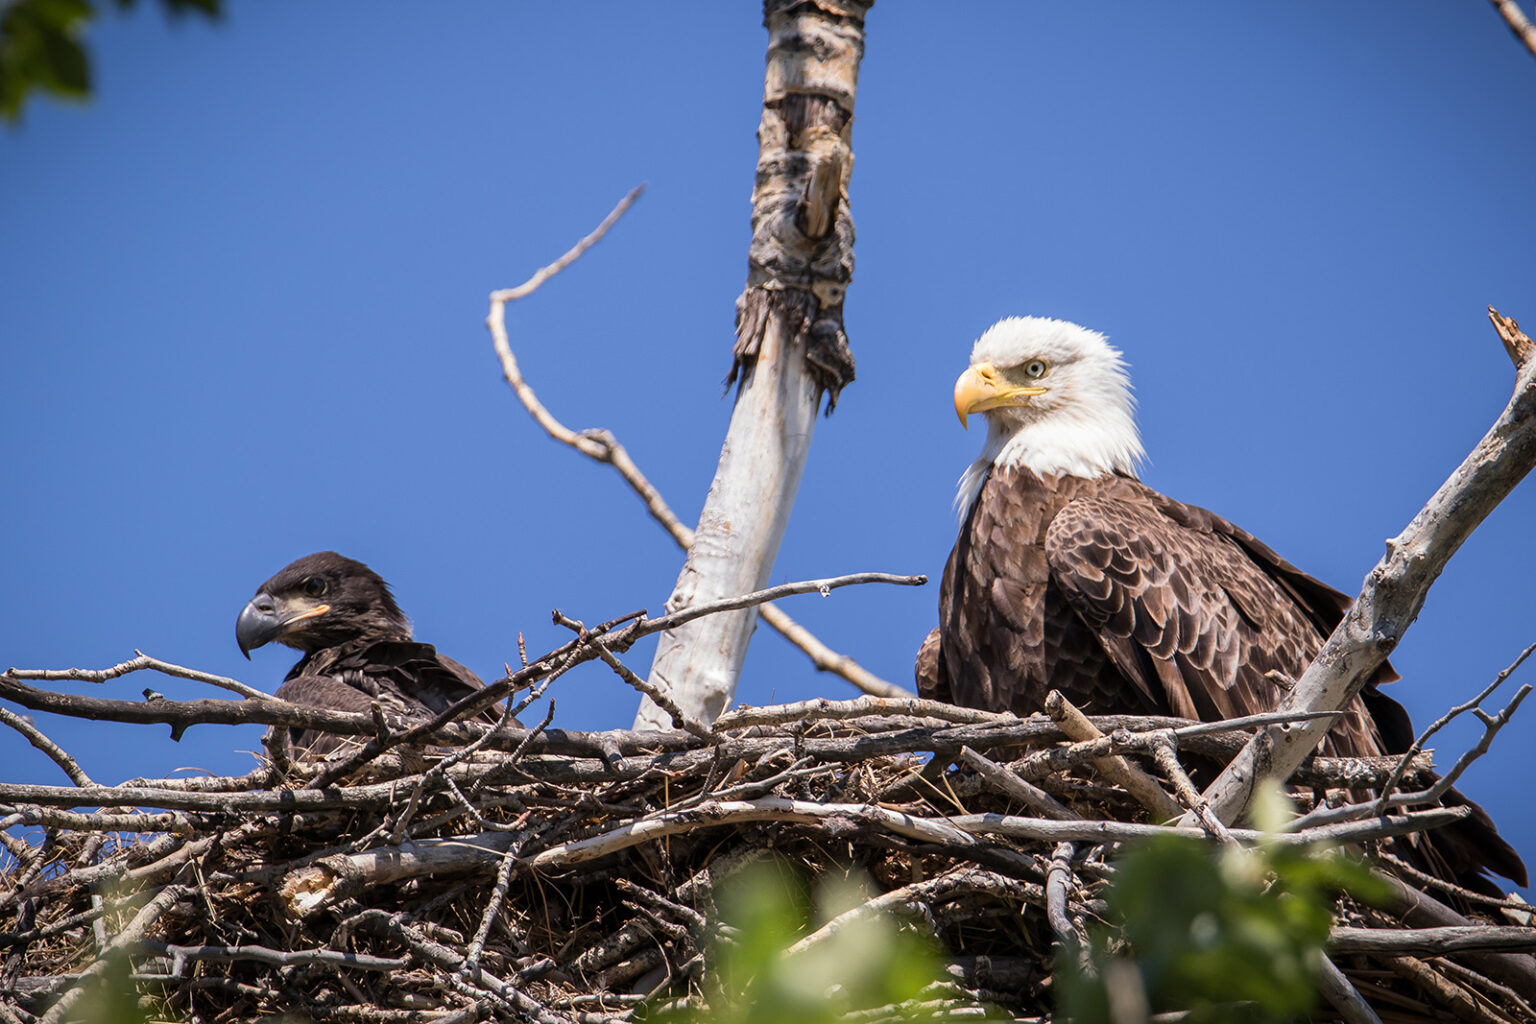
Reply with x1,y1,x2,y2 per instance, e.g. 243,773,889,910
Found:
238,551,508,758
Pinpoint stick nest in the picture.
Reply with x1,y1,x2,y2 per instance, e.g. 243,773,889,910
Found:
2,697,1533,1024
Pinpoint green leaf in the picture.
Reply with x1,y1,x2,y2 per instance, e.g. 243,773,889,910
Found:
0,0,95,121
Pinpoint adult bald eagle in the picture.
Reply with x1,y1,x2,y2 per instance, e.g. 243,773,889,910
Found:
916,316,1524,894
238,551,505,757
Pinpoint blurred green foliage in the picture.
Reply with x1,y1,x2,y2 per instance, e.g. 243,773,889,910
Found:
67,951,151,1024
646,860,969,1024
1059,783,1390,1023
0,0,221,123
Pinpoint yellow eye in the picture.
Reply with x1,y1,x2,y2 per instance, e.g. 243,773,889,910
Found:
1023,359,1048,379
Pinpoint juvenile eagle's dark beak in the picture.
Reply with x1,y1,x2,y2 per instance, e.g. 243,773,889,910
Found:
236,593,330,657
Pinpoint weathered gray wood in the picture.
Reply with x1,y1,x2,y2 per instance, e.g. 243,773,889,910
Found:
1192,312,1536,827
639,0,873,727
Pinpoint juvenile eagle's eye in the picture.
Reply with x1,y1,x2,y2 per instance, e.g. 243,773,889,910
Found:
1023,359,1048,379
303,576,328,598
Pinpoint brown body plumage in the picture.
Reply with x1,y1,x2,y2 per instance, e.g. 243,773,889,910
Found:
919,468,1387,757
919,316,1525,897
237,551,504,757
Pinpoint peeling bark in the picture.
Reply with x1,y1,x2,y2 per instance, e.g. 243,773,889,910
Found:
640,0,872,727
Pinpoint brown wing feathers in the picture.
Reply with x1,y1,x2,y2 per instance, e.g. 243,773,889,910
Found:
238,552,508,758
926,467,1525,895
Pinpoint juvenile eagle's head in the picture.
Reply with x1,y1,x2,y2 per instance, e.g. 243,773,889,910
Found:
236,551,410,656
953,316,1144,515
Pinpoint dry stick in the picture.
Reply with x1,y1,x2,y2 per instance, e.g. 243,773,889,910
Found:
1382,956,1510,1024
40,881,191,1024
144,941,408,974
1044,691,1183,822
618,572,926,642
1291,683,1533,831
352,909,568,1024
1045,842,1092,974
307,641,585,790
7,651,272,702
485,194,912,702
461,841,520,978
1194,309,1536,830
303,572,919,786
0,667,431,737
783,866,1042,957
1313,960,1385,1024
1374,849,1536,913
588,636,717,743
958,747,1077,821
3,805,194,834
0,666,1350,768
1375,641,1536,814
389,672,542,843
1331,926,1536,956
716,695,1007,729
278,801,1471,915
1148,736,1236,845
1416,683,1532,803
1374,869,1536,998
0,707,92,786
950,806,1468,849
1490,0,1536,60
1436,958,1536,1024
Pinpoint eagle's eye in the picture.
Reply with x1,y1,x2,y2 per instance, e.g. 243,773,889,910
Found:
303,576,328,598
1023,359,1048,379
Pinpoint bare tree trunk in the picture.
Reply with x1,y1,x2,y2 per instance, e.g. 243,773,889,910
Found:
638,0,872,728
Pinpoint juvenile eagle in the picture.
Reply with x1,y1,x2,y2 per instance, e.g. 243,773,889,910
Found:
237,551,504,756
917,316,1524,894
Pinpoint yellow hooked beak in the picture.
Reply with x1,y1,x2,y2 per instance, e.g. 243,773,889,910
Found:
953,362,1048,428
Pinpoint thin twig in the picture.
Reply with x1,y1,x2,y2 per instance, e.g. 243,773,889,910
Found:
1149,735,1236,845
41,881,192,1024
715,696,1009,730
485,206,912,700
959,747,1077,821
0,707,93,786
1293,682,1533,831
6,652,271,701
585,634,718,743
616,572,927,643
146,941,409,974
1375,642,1534,814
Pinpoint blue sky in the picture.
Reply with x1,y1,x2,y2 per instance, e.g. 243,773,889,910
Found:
3,4,1534,889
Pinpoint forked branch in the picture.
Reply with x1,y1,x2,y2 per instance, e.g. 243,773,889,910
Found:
1193,309,1536,828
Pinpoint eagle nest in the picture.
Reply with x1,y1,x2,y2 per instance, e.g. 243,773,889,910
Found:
2,679,1535,1024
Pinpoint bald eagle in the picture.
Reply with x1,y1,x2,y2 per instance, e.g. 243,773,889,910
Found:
237,551,505,757
916,316,1525,894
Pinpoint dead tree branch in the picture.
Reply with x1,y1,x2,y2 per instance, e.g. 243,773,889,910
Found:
1193,309,1536,828
1489,0,1536,60
486,186,912,703
641,0,876,728
1376,641,1535,813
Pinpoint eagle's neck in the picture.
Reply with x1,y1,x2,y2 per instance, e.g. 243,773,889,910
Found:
956,408,1143,518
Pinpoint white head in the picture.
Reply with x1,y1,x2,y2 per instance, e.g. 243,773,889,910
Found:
953,316,1144,516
